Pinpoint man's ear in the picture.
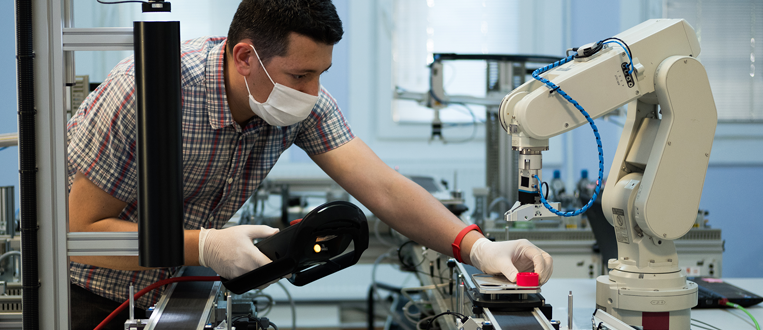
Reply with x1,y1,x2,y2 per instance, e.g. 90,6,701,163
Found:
231,40,255,77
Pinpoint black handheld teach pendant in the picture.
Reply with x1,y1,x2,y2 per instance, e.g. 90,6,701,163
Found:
220,201,369,294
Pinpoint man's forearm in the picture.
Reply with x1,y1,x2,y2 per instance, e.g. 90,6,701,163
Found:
310,139,485,265
365,175,483,264
70,218,200,270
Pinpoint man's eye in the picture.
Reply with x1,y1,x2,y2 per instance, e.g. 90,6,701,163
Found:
293,74,307,79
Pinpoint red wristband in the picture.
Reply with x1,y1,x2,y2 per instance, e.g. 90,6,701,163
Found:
451,224,483,263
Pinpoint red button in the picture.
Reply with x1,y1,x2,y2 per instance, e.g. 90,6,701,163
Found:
516,272,539,286
289,219,303,226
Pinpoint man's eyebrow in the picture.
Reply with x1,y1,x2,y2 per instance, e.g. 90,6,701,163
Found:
293,63,332,74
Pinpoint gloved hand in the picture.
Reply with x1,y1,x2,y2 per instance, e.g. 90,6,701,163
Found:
469,237,553,284
198,225,279,279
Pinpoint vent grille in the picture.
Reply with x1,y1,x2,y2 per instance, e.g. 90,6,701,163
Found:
0,302,21,312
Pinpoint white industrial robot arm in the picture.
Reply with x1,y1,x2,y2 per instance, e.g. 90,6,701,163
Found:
500,19,715,227
500,19,718,328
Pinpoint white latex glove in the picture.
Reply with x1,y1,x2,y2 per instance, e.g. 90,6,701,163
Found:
198,225,279,279
469,237,553,284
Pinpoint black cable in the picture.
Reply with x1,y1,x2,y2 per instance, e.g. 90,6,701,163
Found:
422,310,467,330
251,294,273,314
427,262,452,298
691,323,718,330
438,264,450,282
398,241,424,271
231,315,280,330
601,37,634,74
691,318,723,330
396,241,454,297
231,315,251,324
97,0,146,3
429,266,451,298
367,286,375,330
436,259,443,284
601,37,632,61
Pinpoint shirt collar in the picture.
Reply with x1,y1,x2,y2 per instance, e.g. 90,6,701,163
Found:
205,40,236,130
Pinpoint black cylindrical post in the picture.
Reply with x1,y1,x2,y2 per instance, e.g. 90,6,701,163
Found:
16,0,40,328
134,21,184,267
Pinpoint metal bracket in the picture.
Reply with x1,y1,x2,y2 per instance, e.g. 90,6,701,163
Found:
505,202,561,222
62,27,134,51
67,232,139,256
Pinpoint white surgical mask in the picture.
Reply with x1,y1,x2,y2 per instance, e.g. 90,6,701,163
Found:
244,44,319,126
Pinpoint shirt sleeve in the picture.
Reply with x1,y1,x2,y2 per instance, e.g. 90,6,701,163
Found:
294,87,355,155
67,70,138,204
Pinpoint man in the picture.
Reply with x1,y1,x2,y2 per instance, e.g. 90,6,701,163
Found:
67,0,553,329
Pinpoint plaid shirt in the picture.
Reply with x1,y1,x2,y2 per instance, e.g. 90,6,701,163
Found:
67,37,354,308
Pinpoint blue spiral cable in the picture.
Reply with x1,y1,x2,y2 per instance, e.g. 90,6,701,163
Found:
530,55,604,217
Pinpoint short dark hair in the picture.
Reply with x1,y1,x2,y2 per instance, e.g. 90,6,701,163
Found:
227,0,344,64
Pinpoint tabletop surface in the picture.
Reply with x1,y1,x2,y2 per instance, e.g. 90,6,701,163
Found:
540,278,763,330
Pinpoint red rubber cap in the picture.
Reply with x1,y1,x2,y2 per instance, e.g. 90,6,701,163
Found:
289,219,303,226
516,272,539,286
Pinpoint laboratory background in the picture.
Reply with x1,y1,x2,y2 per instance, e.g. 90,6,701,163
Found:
1,0,763,329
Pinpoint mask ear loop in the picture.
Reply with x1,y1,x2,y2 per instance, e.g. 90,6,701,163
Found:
244,76,253,95
250,44,276,86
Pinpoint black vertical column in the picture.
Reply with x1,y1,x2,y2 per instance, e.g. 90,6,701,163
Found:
134,21,184,267
16,0,40,328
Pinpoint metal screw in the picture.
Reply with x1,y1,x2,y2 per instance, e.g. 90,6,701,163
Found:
668,141,671,146
636,90,640,95
705,153,709,157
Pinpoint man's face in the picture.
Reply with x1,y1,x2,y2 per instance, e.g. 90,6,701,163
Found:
248,32,333,102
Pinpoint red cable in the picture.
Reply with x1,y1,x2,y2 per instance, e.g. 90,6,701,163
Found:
94,275,221,330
